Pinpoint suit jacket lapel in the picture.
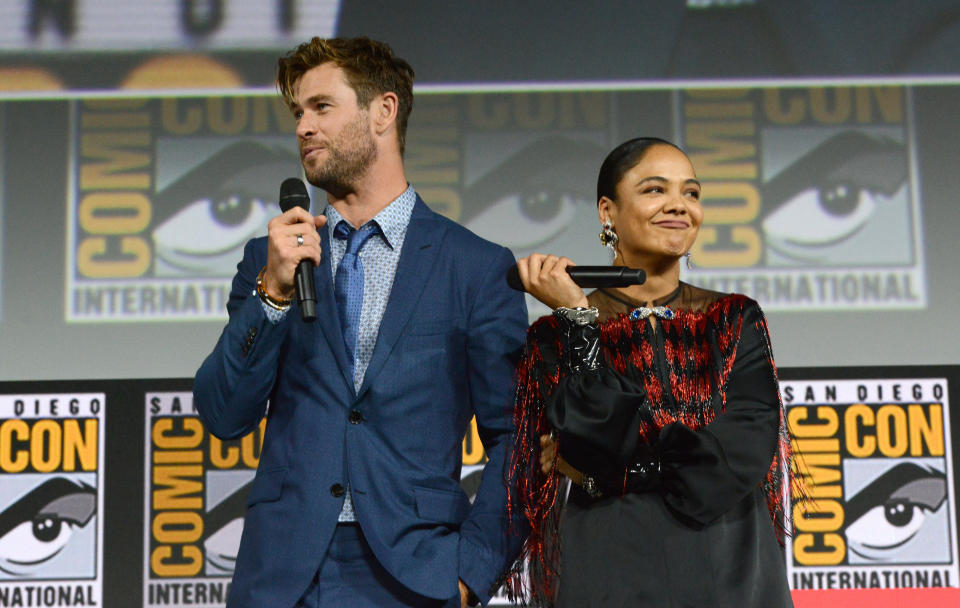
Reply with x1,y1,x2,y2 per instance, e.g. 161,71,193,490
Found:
313,225,356,395
356,197,444,400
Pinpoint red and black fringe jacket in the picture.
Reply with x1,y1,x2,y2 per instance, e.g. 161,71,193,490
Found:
506,285,797,606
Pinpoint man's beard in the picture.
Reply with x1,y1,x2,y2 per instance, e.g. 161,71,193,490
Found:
304,112,377,194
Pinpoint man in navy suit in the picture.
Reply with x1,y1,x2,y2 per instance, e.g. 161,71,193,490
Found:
194,37,527,607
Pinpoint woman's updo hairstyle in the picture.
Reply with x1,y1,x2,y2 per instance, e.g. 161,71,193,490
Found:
596,137,683,203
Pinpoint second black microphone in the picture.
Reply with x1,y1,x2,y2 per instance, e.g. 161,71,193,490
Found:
506,265,646,292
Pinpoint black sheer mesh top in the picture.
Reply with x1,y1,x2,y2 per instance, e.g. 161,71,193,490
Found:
587,281,728,322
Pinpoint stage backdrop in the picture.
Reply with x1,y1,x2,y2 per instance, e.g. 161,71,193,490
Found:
2,2,960,606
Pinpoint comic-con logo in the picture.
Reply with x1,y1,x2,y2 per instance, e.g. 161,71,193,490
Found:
784,379,958,590
0,394,104,606
68,96,301,322
680,86,925,310
144,392,263,607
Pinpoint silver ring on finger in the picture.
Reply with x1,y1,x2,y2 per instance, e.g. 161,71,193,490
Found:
296,234,304,247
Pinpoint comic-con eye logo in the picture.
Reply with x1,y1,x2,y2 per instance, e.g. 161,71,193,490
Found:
0,395,104,606
844,462,948,564
145,393,263,607
790,400,950,567
787,380,959,592
762,131,909,267
70,98,300,321
460,135,605,255
151,141,296,277
0,479,96,577
682,87,923,310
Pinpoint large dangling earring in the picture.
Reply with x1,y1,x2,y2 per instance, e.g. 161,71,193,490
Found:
599,220,618,255
684,251,693,270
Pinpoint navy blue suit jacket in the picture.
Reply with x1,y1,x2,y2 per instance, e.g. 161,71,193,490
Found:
194,195,528,607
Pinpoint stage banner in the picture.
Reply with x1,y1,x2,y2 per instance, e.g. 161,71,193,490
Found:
1,369,957,607
0,392,105,607
783,367,959,595
143,391,263,607
59,87,928,325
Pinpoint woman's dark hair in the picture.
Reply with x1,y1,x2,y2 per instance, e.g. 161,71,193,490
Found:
596,137,683,202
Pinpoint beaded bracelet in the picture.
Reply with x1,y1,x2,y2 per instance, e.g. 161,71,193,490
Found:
256,267,292,311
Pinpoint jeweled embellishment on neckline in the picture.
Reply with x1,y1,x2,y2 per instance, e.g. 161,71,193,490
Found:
630,306,674,320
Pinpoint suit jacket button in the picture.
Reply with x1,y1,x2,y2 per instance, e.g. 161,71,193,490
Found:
330,484,345,497
348,410,364,424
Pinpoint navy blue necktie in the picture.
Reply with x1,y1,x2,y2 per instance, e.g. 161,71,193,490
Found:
334,221,378,381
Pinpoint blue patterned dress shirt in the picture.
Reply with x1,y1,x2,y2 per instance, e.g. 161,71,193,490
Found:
260,185,416,521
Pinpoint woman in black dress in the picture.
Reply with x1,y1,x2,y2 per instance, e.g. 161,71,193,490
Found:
507,137,796,607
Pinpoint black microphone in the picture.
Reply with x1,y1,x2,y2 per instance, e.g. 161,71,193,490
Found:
506,265,646,292
278,177,317,322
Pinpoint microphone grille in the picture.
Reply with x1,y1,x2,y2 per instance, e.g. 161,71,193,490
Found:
279,177,309,212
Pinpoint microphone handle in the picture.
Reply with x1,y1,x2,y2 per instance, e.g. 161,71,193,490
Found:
295,259,317,321
505,265,646,291
569,266,646,288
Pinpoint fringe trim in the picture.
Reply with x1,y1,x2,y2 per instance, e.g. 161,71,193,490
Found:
506,317,565,606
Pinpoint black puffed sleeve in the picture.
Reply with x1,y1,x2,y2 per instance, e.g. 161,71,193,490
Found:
658,301,781,526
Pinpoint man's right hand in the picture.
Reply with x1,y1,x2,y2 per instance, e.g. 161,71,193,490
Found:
262,207,327,300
